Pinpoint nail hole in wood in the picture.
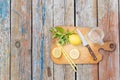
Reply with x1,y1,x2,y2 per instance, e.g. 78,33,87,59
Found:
15,41,20,48
110,43,115,49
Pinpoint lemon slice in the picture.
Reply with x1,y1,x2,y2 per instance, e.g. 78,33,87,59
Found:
52,47,62,58
69,49,80,59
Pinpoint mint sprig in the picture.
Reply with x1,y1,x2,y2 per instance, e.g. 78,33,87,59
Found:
50,27,74,45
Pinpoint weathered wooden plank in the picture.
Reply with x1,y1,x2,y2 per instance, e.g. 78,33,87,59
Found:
76,0,98,80
53,0,75,80
32,0,43,80
65,0,74,25
64,0,75,80
118,0,120,79
53,0,65,80
0,0,10,80
11,0,31,80
43,0,54,79
32,0,54,80
98,0,119,80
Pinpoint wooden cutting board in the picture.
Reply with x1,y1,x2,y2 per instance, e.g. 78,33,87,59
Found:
50,26,116,64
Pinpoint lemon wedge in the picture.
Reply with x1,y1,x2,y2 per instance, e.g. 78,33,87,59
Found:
69,34,82,45
69,49,80,59
52,47,62,58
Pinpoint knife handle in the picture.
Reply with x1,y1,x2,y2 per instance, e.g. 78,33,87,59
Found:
86,45,97,61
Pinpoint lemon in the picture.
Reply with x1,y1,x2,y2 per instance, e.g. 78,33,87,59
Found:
69,34,82,45
69,49,80,59
52,47,62,58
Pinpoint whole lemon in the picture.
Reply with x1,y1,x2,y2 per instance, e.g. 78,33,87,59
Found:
69,34,82,45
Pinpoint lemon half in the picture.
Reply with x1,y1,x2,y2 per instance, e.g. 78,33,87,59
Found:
69,49,80,59
52,47,62,58
69,34,82,45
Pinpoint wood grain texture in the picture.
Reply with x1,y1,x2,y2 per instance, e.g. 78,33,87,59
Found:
98,0,119,80
118,0,120,79
76,0,98,80
43,0,54,80
32,0,54,80
11,0,31,80
53,0,65,80
64,0,75,80
0,0,119,80
32,0,44,80
0,0,10,80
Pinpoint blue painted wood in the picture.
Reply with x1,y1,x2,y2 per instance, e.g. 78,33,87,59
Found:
32,0,43,79
11,0,32,80
40,2,46,79
0,0,118,80
32,0,54,80
0,0,8,20
42,0,46,26
40,36,44,80
0,0,10,79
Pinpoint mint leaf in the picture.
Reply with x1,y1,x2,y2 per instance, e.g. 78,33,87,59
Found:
50,27,74,45
55,27,64,33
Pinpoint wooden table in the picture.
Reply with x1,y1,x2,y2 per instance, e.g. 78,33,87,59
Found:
0,0,119,80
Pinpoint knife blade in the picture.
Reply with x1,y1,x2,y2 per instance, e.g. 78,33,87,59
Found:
76,28,97,61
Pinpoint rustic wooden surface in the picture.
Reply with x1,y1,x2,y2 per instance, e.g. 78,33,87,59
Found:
64,0,75,80
76,0,98,80
98,0,119,80
0,0,10,80
11,0,31,80
0,0,119,80
53,0,75,80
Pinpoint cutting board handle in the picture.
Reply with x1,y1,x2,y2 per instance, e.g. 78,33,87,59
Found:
99,41,116,52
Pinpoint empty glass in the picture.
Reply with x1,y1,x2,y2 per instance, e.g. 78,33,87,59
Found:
88,27,104,45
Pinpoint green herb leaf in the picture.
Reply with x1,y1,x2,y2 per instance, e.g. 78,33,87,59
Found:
50,27,74,45
55,27,64,33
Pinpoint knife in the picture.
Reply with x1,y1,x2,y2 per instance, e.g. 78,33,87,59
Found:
76,28,97,61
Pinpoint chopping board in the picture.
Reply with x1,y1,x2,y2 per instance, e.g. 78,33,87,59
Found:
50,26,116,64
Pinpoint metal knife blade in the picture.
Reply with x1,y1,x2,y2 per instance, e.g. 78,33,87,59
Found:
76,29,88,46
76,28,97,61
